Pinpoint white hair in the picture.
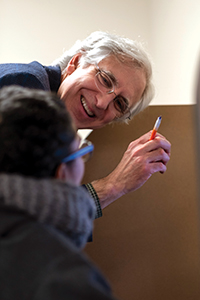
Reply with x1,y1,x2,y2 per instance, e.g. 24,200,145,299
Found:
52,31,155,122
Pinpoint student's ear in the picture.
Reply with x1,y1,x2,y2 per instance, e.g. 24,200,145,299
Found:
63,53,82,78
55,163,69,180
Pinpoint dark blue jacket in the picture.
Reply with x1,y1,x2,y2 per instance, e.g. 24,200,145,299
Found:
0,61,61,92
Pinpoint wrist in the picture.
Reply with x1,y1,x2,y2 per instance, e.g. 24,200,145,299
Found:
91,175,124,209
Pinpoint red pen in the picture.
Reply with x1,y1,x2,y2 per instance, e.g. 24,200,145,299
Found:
149,116,162,140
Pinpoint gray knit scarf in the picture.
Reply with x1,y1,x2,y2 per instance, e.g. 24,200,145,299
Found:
0,173,96,249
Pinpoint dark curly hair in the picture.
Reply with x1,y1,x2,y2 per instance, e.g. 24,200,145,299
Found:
0,86,76,177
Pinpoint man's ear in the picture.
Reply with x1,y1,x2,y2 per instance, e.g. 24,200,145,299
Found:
65,53,82,76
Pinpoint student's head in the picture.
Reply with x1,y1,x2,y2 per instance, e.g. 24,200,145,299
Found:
0,86,92,185
53,31,154,129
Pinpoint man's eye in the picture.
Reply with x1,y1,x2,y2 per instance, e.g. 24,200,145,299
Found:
114,97,128,113
99,73,113,89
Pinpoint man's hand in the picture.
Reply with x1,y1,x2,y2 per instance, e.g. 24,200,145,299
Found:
91,130,171,209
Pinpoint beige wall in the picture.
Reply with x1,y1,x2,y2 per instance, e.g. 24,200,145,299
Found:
83,105,200,300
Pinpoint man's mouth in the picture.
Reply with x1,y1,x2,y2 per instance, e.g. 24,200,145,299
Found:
81,96,95,117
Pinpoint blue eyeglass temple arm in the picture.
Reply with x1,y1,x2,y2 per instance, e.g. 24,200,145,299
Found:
62,144,94,163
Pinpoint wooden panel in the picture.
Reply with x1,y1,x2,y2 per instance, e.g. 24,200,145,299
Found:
83,105,200,300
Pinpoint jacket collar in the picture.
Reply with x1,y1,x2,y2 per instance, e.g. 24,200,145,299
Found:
0,173,95,249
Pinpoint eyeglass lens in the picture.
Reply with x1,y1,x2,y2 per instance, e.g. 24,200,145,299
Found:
95,68,130,119
80,141,93,162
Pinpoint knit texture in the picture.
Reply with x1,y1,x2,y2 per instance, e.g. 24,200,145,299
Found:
0,173,96,249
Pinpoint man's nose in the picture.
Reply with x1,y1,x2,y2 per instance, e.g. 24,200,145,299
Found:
95,91,115,110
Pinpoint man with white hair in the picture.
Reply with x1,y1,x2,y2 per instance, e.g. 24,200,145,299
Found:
0,31,171,218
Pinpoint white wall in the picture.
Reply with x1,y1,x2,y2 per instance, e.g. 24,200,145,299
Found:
0,0,200,105
0,0,149,63
149,0,200,105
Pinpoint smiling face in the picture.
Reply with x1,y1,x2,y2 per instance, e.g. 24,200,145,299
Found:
58,54,146,130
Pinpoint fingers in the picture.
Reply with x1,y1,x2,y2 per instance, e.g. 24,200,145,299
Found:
148,137,171,156
127,131,171,175
148,147,170,167
149,161,167,174
128,131,171,156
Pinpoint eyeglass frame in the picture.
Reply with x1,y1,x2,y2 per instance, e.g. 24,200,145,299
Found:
94,63,131,120
62,140,94,163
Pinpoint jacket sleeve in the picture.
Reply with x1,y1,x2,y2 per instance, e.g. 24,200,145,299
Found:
0,62,53,91
0,71,45,90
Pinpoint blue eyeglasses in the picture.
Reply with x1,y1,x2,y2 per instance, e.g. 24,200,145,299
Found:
62,140,94,163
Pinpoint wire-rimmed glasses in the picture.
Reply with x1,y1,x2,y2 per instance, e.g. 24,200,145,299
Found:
62,140,94,163
94,64,131,120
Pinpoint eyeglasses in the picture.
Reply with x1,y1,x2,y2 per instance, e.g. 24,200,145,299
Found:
94,64,131,120
62,140,94,163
